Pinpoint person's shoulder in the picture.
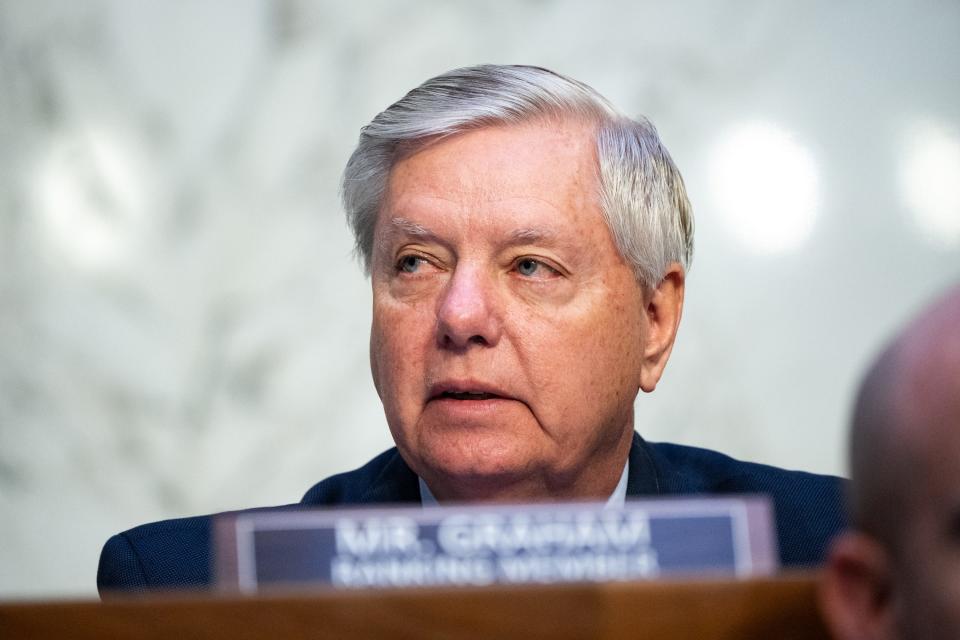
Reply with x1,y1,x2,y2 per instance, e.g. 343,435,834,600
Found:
645,440,848,567
97,503,302,594
647,440,844,493
301,447,419,505
99,448,414,595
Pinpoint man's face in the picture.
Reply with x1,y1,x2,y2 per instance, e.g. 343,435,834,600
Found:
367,120,679,502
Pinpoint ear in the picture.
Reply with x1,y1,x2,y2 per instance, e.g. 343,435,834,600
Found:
819,532,897,640
638,263,685,393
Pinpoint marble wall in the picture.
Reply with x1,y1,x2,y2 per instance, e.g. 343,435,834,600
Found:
1,0,957,597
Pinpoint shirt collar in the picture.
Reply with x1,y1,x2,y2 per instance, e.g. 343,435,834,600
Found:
419,460,630,508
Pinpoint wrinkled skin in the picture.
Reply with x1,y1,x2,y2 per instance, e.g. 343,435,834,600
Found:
367,120,684,502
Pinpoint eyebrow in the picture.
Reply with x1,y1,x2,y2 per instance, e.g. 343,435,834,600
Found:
389,217,435,237
378,217,445,256
508,227,559,245
387,217,561,248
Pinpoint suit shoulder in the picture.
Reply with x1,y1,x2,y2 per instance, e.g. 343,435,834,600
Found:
647,441,844,493
98,514,212,595
100,449,411,594
98,503,302,594
647,441,848,567
300,447,411,504
98,532,147,593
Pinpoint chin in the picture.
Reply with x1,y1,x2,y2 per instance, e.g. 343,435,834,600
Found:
416,441,545,501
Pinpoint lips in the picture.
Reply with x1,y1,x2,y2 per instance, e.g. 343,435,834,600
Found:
440,391,500,400
427,381,515,403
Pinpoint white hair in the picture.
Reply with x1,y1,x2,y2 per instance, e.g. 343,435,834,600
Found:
341,64,693,289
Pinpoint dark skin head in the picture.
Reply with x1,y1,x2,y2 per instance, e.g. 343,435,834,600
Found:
820,284,960,640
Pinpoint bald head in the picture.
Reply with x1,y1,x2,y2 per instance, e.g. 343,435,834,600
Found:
821,283,960,640
849,284,960,546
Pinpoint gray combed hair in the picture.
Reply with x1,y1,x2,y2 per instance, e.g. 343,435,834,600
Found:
341,64,693,289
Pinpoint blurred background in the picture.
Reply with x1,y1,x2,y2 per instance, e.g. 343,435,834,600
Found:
0,0,957,598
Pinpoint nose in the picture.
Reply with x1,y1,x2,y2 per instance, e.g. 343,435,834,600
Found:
436,264,503,350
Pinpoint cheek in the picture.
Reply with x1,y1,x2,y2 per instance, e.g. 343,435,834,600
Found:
513,289,645,419
371,297,433,405
566,290,645,387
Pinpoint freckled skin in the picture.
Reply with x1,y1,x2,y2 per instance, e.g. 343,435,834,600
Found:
368,120,684,503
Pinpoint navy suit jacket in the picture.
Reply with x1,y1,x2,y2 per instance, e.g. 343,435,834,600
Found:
97,433,846,594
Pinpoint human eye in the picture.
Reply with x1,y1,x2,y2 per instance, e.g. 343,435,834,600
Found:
396,254,425,273
394,252,443,276
513,257,561,280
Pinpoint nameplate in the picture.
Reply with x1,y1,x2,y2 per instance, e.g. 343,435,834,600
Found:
214,497,777,592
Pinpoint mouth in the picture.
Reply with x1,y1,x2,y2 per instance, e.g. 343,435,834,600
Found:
427,381,515,403
437,391,501,401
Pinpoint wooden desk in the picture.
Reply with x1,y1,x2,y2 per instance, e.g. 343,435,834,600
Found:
0,574,829,639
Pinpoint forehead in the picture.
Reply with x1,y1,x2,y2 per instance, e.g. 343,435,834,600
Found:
382,121,600,232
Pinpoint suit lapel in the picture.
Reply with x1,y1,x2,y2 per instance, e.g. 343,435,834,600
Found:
359,449,422,504
626,431,661,496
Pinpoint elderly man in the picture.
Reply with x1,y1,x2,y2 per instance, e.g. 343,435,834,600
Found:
820,286,960,640
98,65,844,591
